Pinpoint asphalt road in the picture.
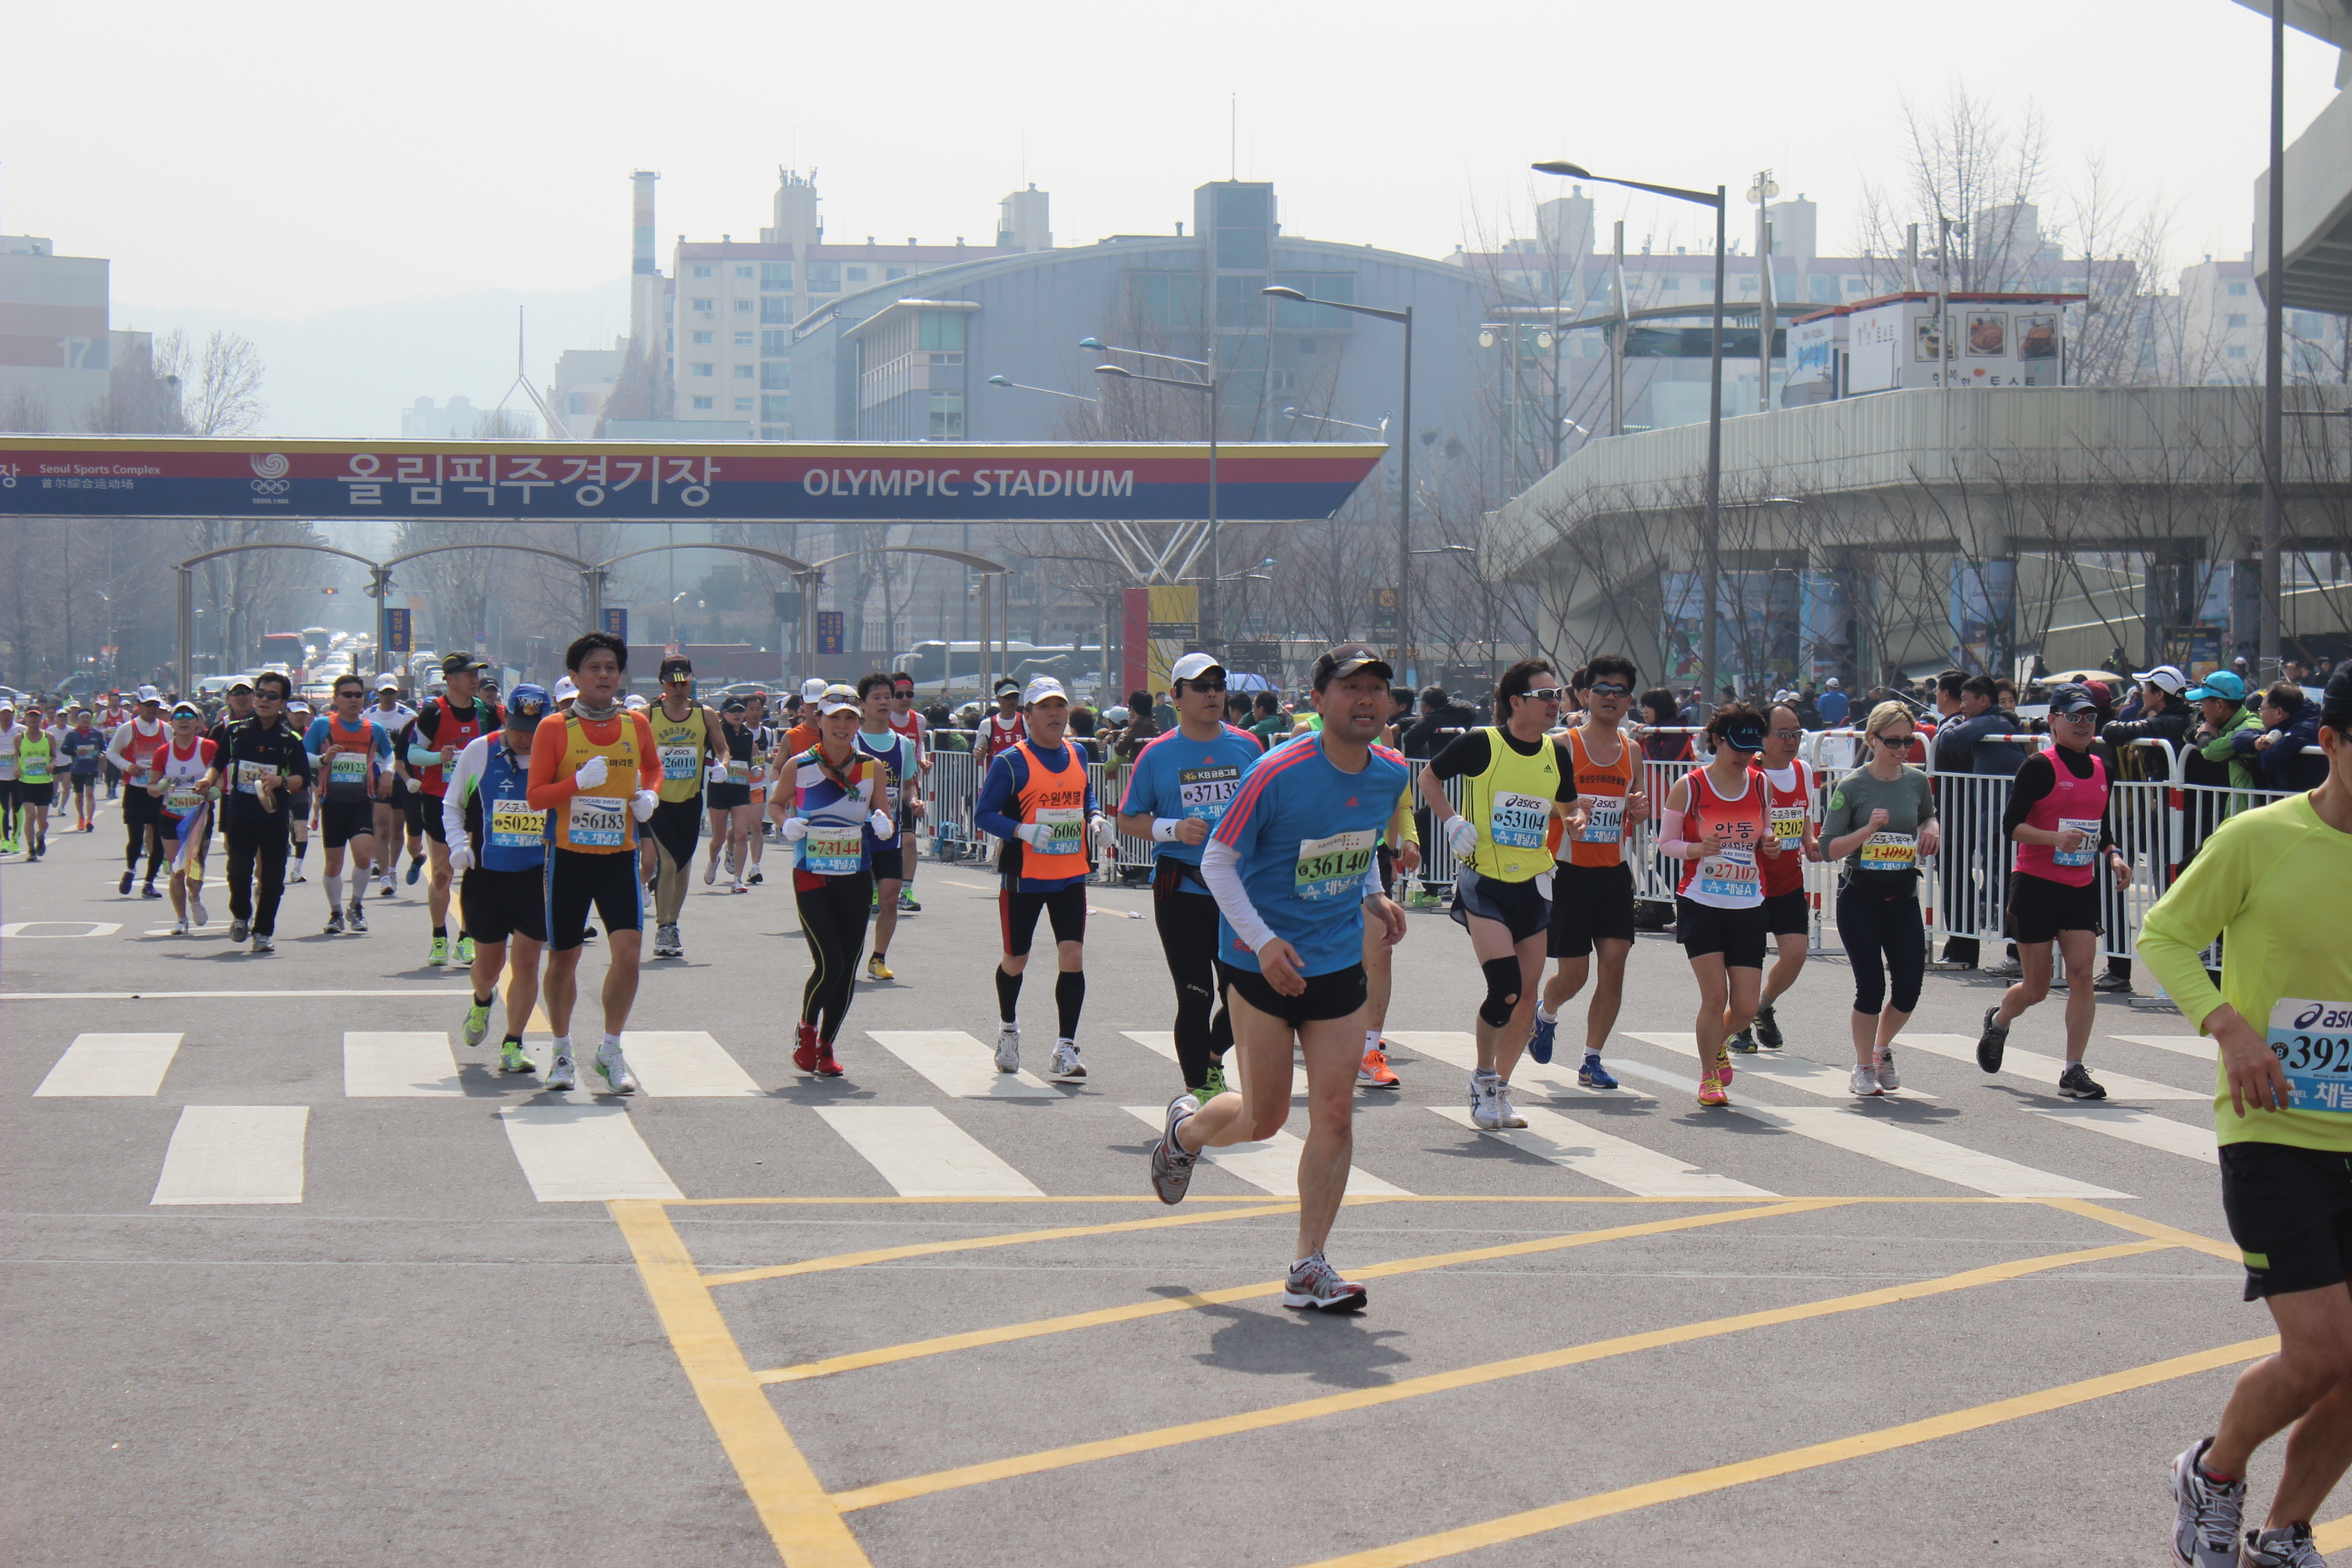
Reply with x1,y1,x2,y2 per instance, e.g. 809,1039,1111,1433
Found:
0,805,2309,1566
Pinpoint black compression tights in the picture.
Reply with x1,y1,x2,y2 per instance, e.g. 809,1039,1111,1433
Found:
796,871,873,1044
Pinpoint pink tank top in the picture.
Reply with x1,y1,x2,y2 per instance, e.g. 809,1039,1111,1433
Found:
2014,750,2107,887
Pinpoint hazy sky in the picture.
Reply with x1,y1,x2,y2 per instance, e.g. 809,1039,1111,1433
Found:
1,0,2337,436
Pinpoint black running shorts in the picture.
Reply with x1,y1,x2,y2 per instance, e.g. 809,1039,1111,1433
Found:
319,801,376,849
419,794,451,844
460,865,547,947
1762,887,1811,939
1548,860,1636,957
544,847,642,951
1449,866,1550,944
2220,1141,2352,1299
869,845,905,882
1675,897,1769,969
1218,959,1369,1028
999,880,1086,956
2006,870,2102,944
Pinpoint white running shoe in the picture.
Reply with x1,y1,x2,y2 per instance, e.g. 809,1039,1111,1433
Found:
1050,1040,1085,1079
189,892,208,929
1848,1064,1883,1096
2170,1438,2246,1568
702,858,718,887
730,878,748,895
994,1025,1021,1073
594,1044,638,1094
1875,1049,1900,1093
1492,1080,1527,1129
171,916,191,936
1282,1252,1367,1312
544,1054,578,1091
1469,1069,1504,1131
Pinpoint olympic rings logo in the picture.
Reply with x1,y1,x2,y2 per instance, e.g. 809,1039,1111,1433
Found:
250,478,290,495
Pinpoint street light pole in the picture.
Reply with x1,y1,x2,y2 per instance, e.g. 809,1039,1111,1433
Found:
1534,162,1727,701
2262,0,2286,671
1093,358,1221,652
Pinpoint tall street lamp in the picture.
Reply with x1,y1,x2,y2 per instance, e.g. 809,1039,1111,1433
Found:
1263,286,1415,677
1283,406,1391,442
1534,159,1727,699
1093,356,1220,650
985,374,1098,405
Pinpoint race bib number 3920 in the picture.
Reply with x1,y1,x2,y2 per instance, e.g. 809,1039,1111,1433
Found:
2269,997,2352,1113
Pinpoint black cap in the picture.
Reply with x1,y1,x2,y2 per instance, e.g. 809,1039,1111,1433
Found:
2048,682,2100,716
2324,665,2352,729
440,652,488,676
720,696,748,713
1715,718,1766,752
1311,642,1396,691
660,654,693,680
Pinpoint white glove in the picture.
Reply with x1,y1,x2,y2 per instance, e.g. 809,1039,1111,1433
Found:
1445,814,1478,859
868,808,897,838
1015,821,1047,848
631,789,658,823
779,817,808,842
573,754,609,790
1091,814,1115,852
446,843,474,873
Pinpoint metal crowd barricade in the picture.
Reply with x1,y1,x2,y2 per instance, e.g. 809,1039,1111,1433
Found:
921,732,989,862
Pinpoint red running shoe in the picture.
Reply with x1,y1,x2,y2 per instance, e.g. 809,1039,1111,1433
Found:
814,1041,844,1078
792,1020,820,1073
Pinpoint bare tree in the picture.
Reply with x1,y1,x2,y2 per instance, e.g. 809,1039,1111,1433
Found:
1857,86,2052,295
152,328,266,436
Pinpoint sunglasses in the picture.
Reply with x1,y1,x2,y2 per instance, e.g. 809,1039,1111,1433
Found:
892,689,914,698
1871,732,1912,747
1768,726,1803,738
1587,682,1632,697
1522,686,1570,703
254,691,284,702
1187,682,1228,694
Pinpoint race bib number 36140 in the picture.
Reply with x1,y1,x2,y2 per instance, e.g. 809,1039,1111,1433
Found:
2269,997,2352,1113
1294,828,1376,901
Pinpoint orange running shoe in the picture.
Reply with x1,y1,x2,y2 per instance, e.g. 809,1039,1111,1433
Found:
1696,1069,1730,1107
1357,1045,1401,1090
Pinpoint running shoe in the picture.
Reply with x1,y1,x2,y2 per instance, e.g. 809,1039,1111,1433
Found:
426,935,448,967
1357,1046,1401,1089
406,857,422,885
461,998,491,1048
749,869,764,887
2170,1437,2247,1568
1696,1069,1729,1107
230,917,250,943
2092,971,2134,995
1982,956,2024,979
812,1042,843,1078
250,933,274,955
324,908,345,936
994,1024,1020,1073
1848,1064,1882,1097
455,935,475,965
1203,1061,1229,1098
1728,1023,1758,1054
1578,1053,1619,1091
1469,1068,1504,1131
346,899,367,934
792,1021,820,1073
2242,1524,2325,1567
1977,1005,2009,1073
1527,1010,1557,1065
379,875,396,897
594,1044,638,1094
119,869,135,896
867,954,894,981
1714,1046,1735,1087
652,923,678,958
498,1040,537,1075
1754,1000,1784,1049
1149,1093,1199,1204
1050,1040,1085,1079
1492,1080,1528,1129
141,882,162,898
2058,1062,2107,1100
870,884,881,910
1875,1048,1900,1093
730,877,749,895
544,1054,577,1091
726,844,740,877
285,867,305,885
1281,1252,1367,1313
703,858,718,886
897,890,920,912
171,916,191,936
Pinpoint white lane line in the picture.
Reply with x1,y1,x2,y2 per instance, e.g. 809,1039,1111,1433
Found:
343,1032,464,1097
815,1106,1044,1197
2029,1104,2218,1164
618,1031,764,1097
1121,1030,1181,1063
1121,1107,1412,1196
869,1030,1060,1099
1727,1103,2129,1198
1622,1032,1934,1100
498,1105,683,1201
1383,1029,1656,1102
1896,1033,2204,1101
0,921,122,938
34,1033,183,1096
151,1106,309,1205
1429,1106,1775,1197
2112,1034,2218,1063
2,990,475,1001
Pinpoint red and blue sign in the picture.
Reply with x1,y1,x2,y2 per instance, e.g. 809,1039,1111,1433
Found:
0,437,1384,524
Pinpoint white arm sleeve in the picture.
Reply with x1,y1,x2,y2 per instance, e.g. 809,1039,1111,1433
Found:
1362,856,1386,900
442,735,488,847
106,721,136,769
1200,836,1278,955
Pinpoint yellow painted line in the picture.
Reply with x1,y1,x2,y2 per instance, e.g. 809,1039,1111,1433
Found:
665,1192,2022,1209
699,1200,1298,1287
488,974,554,1036
2041,1196,2242,1262
941,878,995,891
2316,1511,2352,1553
761,1200,1839,1387
1291,1334,2277,1567
610,1200,871,1567
826,1235,2164,1513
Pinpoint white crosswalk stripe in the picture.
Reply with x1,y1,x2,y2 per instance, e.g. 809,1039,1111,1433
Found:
2112,1034,2217,1063
1429,1106,1774,1197
1384,1031,1656,1102
1621,1032,1934,1100
1895,1033,2204,1100
497,1104,681,1201
152,1105,308,1205
343,1031,463,1096
34,1032,181,1096
2028,1104,2218,1164
616,1031,765,1096
1120,1107,1412,1196
1728,1103,2129,1198
818,1106,1044,1196
871,1030,1060,1099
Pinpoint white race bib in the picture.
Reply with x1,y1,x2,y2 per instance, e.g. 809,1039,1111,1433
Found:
234,760,271,796
804,829,863,876
2269,998,2352,1113
660,744,699,782
566,793,625,848
1294,828,1376,902
1769,804,1807,841
1034,805,1083,855
1695,843,1759,902
1577,796,1624,845
164,787,204,816
1176,764,1241,823
1488,789,1551,850
2053,816,2102,868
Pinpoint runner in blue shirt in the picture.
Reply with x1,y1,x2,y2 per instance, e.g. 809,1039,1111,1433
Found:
1115,652,1264,1102
1146,643,1410,1313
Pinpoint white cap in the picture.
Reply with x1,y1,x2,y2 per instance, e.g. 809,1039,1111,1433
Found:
1825,677,1841,689
1023,675,1068,707
2132,663,2188,695
624,693,649,710
800,676,828,702
136,684,162,702
554,675,579,702
1170,652,1224,684
817,682,861,716
375,672,401,691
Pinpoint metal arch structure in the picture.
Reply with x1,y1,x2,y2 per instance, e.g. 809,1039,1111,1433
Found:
787,545,1014,695
174,542,384,697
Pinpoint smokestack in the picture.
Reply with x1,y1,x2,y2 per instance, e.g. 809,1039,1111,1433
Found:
628,170,661,357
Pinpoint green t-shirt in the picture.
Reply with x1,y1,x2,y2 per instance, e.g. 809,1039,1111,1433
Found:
2140,791,2352,1152
1819,764,1936,896
1250,716,1289,750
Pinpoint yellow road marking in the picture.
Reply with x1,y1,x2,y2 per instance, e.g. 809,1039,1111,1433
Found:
2041,1197,2241,1262
611,1200,871,1567
1292,1335,2278,1567
827,1236,2165,1513
759,1199,1843,1385
2318,1512,2352,1553
662,1192,2036,1208
699,1201,1298,1287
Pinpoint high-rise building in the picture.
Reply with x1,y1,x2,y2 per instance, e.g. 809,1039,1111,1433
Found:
0,226,173,433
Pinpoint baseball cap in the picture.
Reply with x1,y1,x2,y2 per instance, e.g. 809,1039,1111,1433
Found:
169,700,201,719
136,684,161,703
1825,677,1841,690
623,693,649,710
2048,683,2100,716
994,678,1020,698
2185,671,2247,702
1171,652,1225,686
720,696,748,714
553,675,579,702
2082,679,2112,706
505,683,550,725
374,672,400,691
441,652,488,676
2132,663,2188,695
660,654,693,681
799,676,828,703
1023,675,1069,707
1715,716,1766,752
1310,642,1395,691
227,676,254,693
817,682,861,716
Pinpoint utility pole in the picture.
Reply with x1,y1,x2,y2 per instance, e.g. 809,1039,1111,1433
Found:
2261,0,2287,672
